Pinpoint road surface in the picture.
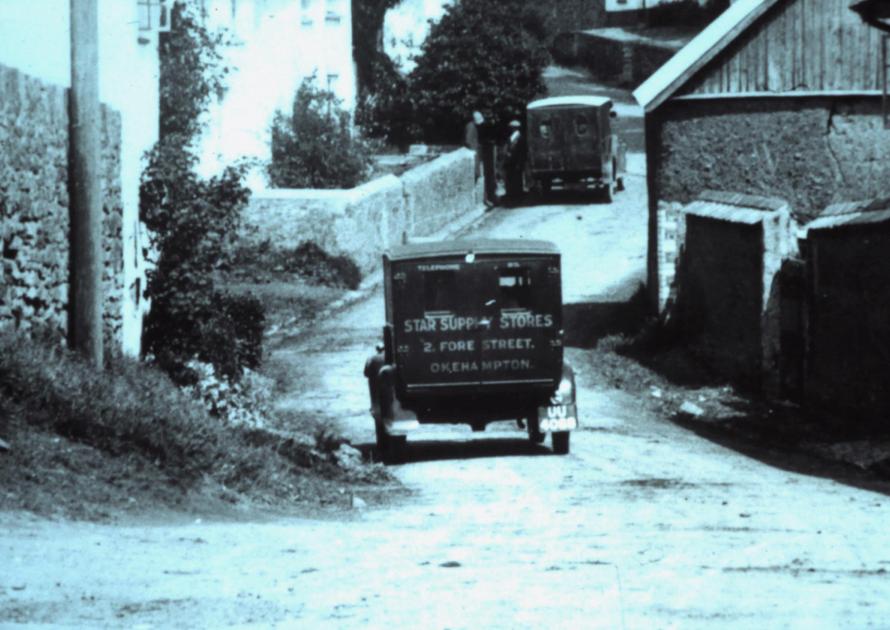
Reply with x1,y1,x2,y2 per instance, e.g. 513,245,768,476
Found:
4,155,890,628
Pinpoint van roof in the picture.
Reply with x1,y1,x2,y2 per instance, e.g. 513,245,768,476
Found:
385,239,560,261
527,95,612,110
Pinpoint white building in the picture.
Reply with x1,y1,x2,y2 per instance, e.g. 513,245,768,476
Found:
606,0,706,12
0,0,161,357
383,0,453,74
195,0,356,188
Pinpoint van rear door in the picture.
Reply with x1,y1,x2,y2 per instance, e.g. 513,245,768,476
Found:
478,254,562,387
390,258,486,391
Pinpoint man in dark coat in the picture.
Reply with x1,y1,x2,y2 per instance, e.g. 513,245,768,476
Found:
464,110,496,207
502,119,525,206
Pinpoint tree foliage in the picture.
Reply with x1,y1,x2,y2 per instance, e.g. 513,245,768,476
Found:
351,0,401,94
406,0,550,143
268,78,374,189
158,1,229,143
358,0,550,146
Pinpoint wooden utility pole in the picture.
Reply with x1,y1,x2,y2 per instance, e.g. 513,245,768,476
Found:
69,0,103,366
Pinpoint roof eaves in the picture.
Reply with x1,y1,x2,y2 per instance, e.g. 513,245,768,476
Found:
633,0,780,114
821,197,890,217
805,208,890,232
697,190,790,213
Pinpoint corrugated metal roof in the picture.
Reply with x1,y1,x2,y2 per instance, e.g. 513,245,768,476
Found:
684,190,790,224
696,190,790,212
633,0,779,113
806,206,890,232
385,239,560,261
820,197,890,216
527,95,612,110
685,202,771,225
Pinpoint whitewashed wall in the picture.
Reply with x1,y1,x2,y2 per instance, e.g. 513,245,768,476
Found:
605,0,706,12
196,0,356,188
0,0,160,357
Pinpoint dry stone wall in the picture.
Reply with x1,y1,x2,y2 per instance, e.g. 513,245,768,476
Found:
0,64,124,351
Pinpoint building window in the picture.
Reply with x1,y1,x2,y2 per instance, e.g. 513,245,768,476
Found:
137,0,171,32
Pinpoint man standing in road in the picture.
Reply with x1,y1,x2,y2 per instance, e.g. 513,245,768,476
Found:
464,110,497,208
464,110,483,182
502,119,525,206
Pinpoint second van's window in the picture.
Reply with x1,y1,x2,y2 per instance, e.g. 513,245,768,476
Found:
575,116,588,136
538,120,551,139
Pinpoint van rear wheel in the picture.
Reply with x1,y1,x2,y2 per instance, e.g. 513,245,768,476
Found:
374,416,389,454
385,435,408,464
603,179,614,203
552,431,570,455
527,412,545,445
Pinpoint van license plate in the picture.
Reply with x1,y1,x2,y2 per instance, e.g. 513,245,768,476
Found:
538,404,577,432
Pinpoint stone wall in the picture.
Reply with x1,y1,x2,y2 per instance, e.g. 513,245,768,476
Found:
648,95,890,309
806,222,890,425
0,64,124,351
241,148,480,274
654,97,890,219
401,149,477,237
554,29,679,87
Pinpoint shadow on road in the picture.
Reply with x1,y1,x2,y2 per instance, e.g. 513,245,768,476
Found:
500,188,617,208
671,407,890,498
356,438,555,465
564,292,648,348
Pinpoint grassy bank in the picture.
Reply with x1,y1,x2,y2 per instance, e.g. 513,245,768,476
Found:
0,333,389,521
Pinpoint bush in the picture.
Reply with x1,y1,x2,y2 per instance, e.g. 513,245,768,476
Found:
141,1,264,385
230,240,362,289
287,242,361,289
185,359,274,428
268,78,375,189
140,142,263,385
405,0,550,143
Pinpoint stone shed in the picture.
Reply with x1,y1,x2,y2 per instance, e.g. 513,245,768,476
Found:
633,0,890,312
675,191,796,393
801,198,890,426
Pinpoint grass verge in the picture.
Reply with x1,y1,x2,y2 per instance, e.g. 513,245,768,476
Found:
0,333,391,521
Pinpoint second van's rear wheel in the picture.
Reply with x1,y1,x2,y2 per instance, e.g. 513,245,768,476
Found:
552,431,570,455
386,435,408,464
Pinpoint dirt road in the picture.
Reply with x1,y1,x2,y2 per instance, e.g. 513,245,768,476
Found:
4,157,890,628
